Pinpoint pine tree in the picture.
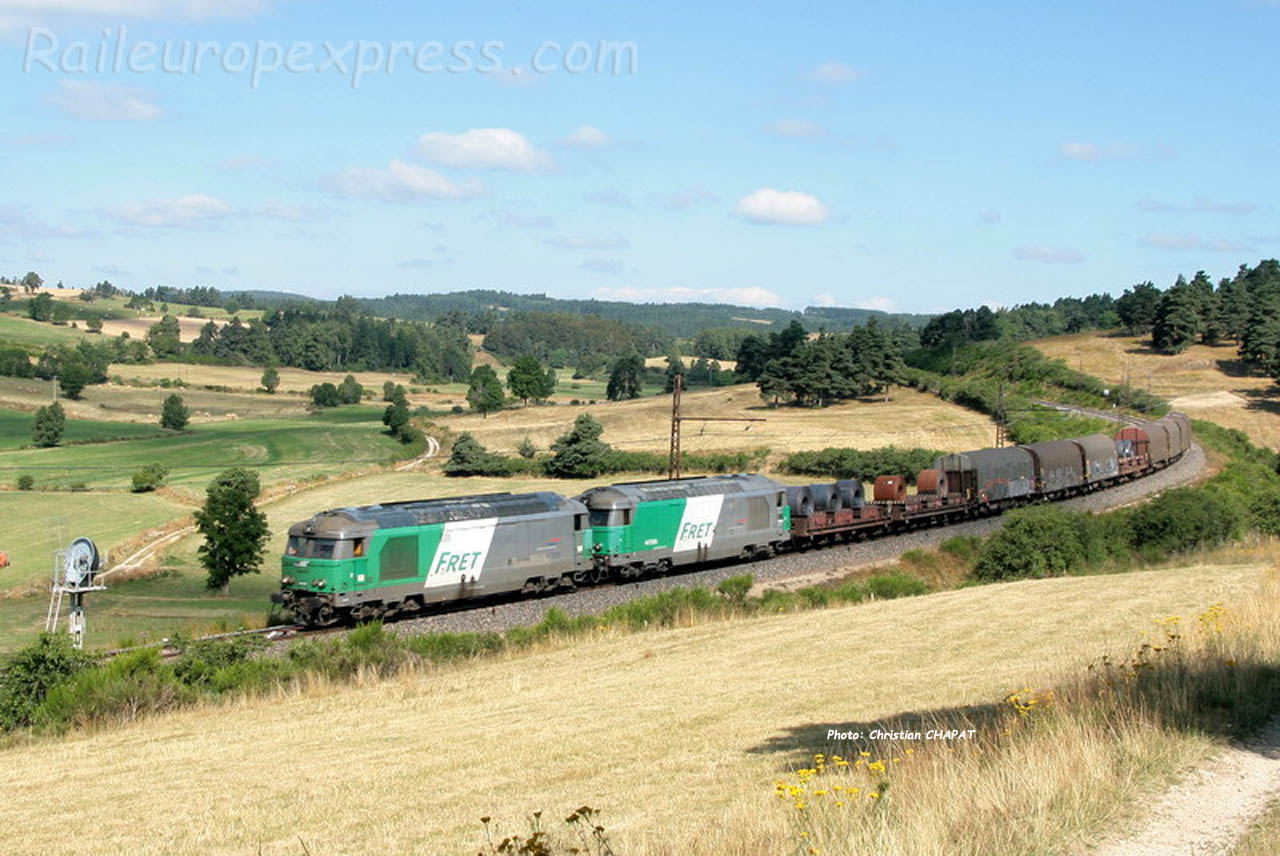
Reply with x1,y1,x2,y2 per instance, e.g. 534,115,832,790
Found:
31,401,64,447
545,413,613,478
1151,285,1200,354
606,355,644,400
260,367,280,394
160,393,190,430
466,365,505,416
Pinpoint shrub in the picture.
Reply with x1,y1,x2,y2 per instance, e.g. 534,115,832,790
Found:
34,648,193,732
309,382,342,407
16,474,34,491
31,401,65,447
865,572,929,599
160,393,189,430
1126,487,1244,558
781,446,943,483
716,574,754,602
0,633,94,730
974,505,1086,581
131,462,170,493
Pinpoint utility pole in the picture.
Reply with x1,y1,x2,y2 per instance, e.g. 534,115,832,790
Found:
667,374,765,479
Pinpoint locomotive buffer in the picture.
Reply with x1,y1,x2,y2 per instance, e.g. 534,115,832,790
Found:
668,374,765,479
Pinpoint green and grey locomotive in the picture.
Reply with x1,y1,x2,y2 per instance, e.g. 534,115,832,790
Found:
577,474,791,577
276,491,592,626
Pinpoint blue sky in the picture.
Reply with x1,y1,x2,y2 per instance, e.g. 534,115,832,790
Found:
0,0,1277,313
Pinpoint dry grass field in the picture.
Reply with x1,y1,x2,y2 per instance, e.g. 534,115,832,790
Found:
0,556,1267,855
0,376,309,423
1034,332,1280,448
448,383,995,462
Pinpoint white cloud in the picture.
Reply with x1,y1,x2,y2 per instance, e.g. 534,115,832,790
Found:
1058,141,1136,161
47,81,161,121
415,128,550,171
812,293,836,307
543,234,630,250
583,187,633,208
648,186,718,211
108,193,231,227
254,201,332,222
1140,234,1253,252
1014,245,1085,264
735,188,829,225
328,159,483,202
763,119,828,138
594,285,784,308
561,125,612,148
855,296,897,311
809,61,861,84
580,257,623,274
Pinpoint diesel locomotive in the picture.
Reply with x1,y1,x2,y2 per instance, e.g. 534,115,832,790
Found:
276,412,1192,627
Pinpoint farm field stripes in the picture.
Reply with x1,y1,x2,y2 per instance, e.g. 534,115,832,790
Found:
0,407,169,449
0,490,191,592
0,559,1263,855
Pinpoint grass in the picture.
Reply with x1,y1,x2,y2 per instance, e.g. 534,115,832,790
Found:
1033,331,1280,449
0,314,86,351
0,376,312,423
445,383,995,465
0,553,1269,855
0,407,169,450
0,490,191,592
1235,798,1280,856
0,406,418,494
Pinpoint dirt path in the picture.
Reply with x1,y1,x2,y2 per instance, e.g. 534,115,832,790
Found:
1090,715,1280,856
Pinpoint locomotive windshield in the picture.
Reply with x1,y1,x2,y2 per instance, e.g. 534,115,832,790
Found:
588,509,629,527
286,537,359,559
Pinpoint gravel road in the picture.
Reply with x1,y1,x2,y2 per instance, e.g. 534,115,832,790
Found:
385,443,1207,638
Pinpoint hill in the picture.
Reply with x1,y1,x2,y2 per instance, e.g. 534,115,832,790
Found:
357,290,931,339
0,554,1266,855
1033,332,1280,448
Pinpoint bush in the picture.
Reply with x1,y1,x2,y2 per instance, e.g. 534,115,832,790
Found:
309,382,342,407
130,462,170,493
0,633,94,730
716,574,754,602
160,394,189,430
34,648,194,731
781,446,943,483
31,401,65,447
1126,488,1244,558
16,474,34,491
974,505,1087,581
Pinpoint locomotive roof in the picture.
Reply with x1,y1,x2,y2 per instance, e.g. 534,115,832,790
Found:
579,473,781,507
315,491,576,530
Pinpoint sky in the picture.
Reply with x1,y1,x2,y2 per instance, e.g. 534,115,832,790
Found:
0,0,1277,314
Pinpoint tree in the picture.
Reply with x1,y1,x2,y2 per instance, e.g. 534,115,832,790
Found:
194,468,269,594
260,367,280,394
606,355,644,401
382,390,410,437
1151,284,1200,354
57,360,93,399
442,432,514,476
1116,282,1161,333
31,402,65,447
507,355,553,405
339,374,364,404
85,316,103,334
28,293,53,322
310,382,341,407
545,413,613,478
160,394,190,430
663,355,686,393
20,271,43,293
466,365,505,416
382,380,398,401
146,315,183,358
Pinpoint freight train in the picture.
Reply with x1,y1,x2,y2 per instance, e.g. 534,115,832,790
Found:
275,413,1192,627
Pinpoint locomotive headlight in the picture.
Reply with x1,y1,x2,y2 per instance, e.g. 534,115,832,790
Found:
313,579,326,588
281,576,295,585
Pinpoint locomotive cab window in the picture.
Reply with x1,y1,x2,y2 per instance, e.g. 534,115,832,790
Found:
589,509,630,527
286,537,354,559
574,514,587,531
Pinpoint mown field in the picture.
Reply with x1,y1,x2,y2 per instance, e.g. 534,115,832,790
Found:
447,383,995,462
0,490,191,592
0,555,1266,855
0,314,87,350
0,406,168,450
0,406,417,495
0,376,312,424
1034,332,1280,448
